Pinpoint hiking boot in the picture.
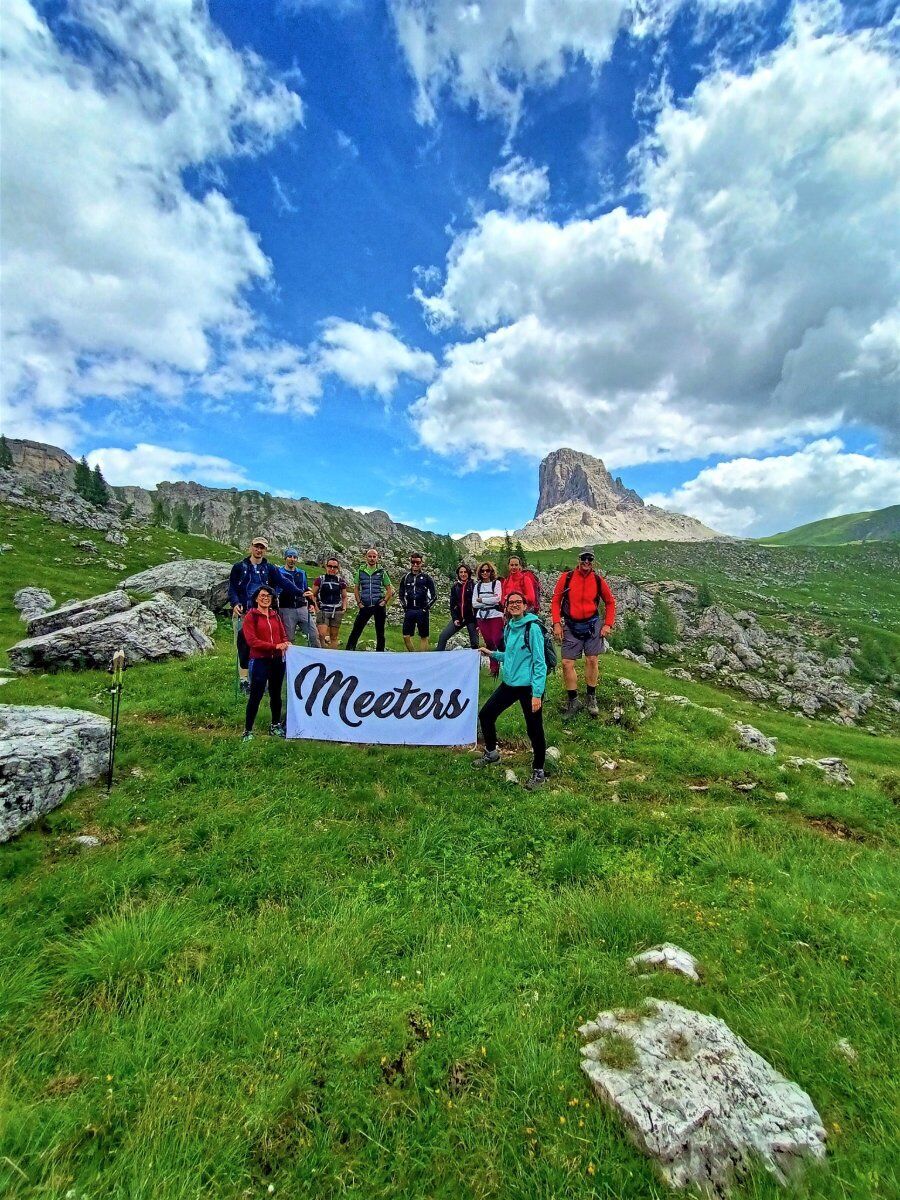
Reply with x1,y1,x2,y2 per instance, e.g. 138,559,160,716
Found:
563,696,582,718
524,769,546,790
585,694,599,718
473,749,501,768
239,679,251,695
269,722,286,738
241,731,254,742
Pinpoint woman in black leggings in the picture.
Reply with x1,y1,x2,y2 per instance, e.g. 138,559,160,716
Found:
241,584,291,741
474,591,548,790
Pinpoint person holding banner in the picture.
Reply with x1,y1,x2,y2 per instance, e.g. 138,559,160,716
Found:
436,563,478,651
241,583,290,741
475,591,547,790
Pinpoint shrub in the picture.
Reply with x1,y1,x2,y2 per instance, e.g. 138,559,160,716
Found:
696,579,713,608
646,593,677,645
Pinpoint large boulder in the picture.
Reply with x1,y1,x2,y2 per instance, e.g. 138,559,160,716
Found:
1,704,109,842
152,592,217,638
26,590,131,637
119,559,233,612
8,598,213,673
579,999,827,1195
13,587,55,622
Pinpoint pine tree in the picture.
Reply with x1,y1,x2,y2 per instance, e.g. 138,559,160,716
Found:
0,435,12,469
697,579,713,609
622,612,645,653
173,508,189,534
88,463,110,507
73,455,92,501
646,593,677,646
151,500,167,527
514,539,527,567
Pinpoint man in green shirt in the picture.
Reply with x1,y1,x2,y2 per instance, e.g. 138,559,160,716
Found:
345,547,394,651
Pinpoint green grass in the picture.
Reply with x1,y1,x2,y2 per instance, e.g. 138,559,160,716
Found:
761,505,900,547
1,506,899,1198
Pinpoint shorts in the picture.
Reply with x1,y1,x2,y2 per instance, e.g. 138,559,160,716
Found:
402,609,430,638
317,608,344,630
562,622,606,660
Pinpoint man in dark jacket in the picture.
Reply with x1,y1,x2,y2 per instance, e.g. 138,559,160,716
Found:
277,547,320,647
398,552,437,651
229,537,279,693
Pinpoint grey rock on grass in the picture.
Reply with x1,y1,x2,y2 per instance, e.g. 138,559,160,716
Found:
152,592,218,638
579,999,827,1196
1,705,109,842
628,943,701,982
26,590,131,637
119,559,233,612
733,723,777,755
14,587,55,622
8,598,213,673
785,756,854,786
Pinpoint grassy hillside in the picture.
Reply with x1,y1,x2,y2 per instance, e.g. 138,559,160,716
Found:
760,505,900,547
2,505,898,1199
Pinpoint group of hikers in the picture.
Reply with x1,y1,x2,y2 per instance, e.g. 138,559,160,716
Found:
229,538,616,790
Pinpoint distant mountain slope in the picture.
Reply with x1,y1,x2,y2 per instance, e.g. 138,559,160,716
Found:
761,505,900,546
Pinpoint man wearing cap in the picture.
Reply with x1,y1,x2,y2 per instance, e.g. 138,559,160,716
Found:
276,548,320,648
550,547,617,718
228,537,280,693
397,551,437,651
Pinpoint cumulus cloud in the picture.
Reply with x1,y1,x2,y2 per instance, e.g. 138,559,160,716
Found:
412,18,900,467
489,156,550,211
317,317,437,397
87,444,256,490
646,439,900,537
1,0,303,438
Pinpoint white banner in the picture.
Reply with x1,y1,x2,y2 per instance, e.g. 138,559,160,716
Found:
285,646,480,746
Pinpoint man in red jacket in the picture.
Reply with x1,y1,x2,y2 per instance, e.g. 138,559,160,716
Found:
551,547,616,718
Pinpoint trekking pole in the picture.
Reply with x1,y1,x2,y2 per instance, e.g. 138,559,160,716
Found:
233,612,241,699
106,648,126,792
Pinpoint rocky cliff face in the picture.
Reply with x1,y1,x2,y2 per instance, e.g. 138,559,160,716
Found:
513,448,721,549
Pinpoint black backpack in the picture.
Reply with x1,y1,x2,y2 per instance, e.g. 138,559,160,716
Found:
523,616,558,673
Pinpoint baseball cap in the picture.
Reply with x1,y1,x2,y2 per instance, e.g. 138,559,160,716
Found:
579,547,595,560
251,536,269,549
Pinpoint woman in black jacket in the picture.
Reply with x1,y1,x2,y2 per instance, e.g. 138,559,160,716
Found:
436,563,479,651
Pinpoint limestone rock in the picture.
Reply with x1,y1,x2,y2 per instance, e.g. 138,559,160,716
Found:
120,559,233,611
665,667,693,681
14,587,55,622
579,999,827,1196
73,834,102,848
733,723,777,755
834,1039,857,1063
105,530,128,546
152,592,217,638
1,704,109,842
77,539,98,554
628,944,701,982
785,757,854,786
8,598,213,673
27,590,131,637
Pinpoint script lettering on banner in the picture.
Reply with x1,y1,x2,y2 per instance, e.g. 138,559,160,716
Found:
285,647,479,746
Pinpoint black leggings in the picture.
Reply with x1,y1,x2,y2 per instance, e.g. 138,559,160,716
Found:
479,683,546,771
245,657,286,731
436,619,479,650
346,604,387,651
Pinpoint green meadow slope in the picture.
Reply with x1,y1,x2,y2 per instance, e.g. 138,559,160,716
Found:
1,504,898,1199
760,505,900,547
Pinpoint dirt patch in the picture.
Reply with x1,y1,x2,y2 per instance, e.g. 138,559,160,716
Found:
43,1073,84,1097
805,817,865,842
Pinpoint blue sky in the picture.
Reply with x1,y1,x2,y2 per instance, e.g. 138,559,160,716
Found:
2,0,898,538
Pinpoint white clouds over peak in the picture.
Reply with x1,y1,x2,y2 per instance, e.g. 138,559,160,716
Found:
647,440,900,537
87,444,255,490
1,0,303,438
412,19,900,468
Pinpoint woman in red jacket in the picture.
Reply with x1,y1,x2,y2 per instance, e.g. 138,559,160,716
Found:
500,555,538,613
241,583,290,741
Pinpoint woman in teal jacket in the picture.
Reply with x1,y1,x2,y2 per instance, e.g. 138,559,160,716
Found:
474,590,547,789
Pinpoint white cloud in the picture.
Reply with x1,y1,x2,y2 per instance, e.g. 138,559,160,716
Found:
489,157,549,210
272,173,300,214
336,129,360,157
450,527,507,540
317,317,437,397
1,0,303,437
412,18,900,468
646,439,900,537
201,343,322,415
87,443,255,489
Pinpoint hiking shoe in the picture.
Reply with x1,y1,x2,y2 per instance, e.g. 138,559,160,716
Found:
473,749,501,768
585,694,599,718
241,731,254,742
524,770,546,791
563,696,582,718
239,679,251,695
269,723,286,738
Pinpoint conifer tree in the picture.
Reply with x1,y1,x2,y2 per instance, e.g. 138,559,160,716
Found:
173,507,189,534
89,463,110,507
73,455,92,501
697,579,713,609
0,435,12,469
646,593,677,645
622,612,645,653
514,539,527,567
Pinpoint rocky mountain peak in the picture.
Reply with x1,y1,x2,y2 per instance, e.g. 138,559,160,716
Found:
535,448,643,518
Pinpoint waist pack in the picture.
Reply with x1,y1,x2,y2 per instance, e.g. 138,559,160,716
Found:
567,615,599,641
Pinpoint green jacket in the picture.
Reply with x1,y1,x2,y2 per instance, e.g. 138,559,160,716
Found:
491,614,547,697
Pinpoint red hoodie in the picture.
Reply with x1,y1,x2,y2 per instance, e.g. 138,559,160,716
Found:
501,569,538,612
551,568,616,626
242,607,288,659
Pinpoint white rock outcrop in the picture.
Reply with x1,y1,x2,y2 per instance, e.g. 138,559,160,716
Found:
628,943,701,982
13,587,55,622
579,999,827,1196
1,705,109,842
785,757,854,786
733,723,777,755
26,590,131,637
120,559,233,612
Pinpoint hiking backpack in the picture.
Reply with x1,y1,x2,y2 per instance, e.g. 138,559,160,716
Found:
560,568,606,621
523,568,542,610
523,616,558,673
